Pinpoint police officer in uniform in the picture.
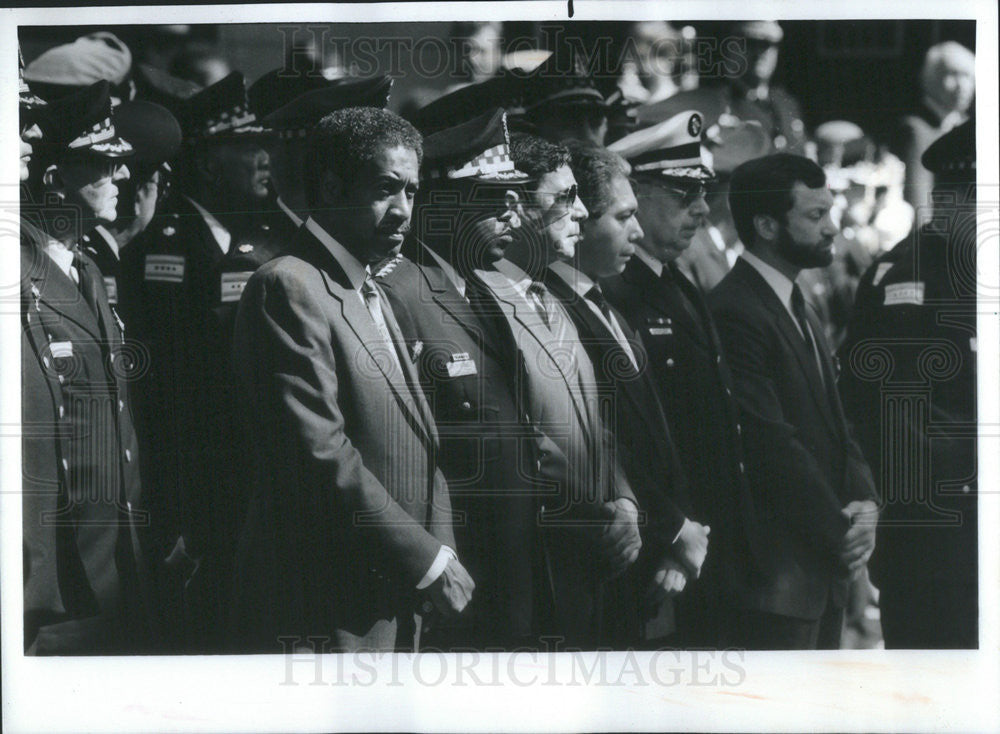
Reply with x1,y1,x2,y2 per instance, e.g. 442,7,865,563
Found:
378,109,543,649
80,100,181,326
604,111,752,646
838,120,978,648
21,81,151,654
124,71,274,650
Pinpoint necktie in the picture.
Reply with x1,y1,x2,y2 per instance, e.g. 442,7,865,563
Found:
663,266,703,329
585,284,638,371
526,280,557,330
361,274,405,377
791,283,826,387
74,251,101,318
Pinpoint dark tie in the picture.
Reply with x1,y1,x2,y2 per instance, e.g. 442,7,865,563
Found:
586,284,638,370
791,284,816,354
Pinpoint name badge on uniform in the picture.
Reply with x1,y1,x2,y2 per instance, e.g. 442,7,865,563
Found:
103,276,118,305
884,281,924,306
144,254,185,283
50,341,73,359
646,316,673,336
871,262,894,287
220,271,254,303
447,352,477,377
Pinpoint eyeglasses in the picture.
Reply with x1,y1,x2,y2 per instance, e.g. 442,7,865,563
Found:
536,183,579,209
640,178,707,207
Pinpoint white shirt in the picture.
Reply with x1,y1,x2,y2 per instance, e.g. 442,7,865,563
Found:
740,250,800,335
304,217,455,590
41,239,78,284
187,196,231,255
493,258,540,309
548,261,638,370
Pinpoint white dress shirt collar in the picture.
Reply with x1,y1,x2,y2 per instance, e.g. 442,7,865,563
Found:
304,217,369,291
41,238,76,281
741,250,798,325
633,246,665,278
186,196,231,254
493,258,538,305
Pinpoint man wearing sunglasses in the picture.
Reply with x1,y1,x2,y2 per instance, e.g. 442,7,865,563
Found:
605,111,751,647
473,133,643,648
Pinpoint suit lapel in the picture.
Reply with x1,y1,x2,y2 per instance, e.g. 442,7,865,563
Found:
734,259,839,436
297,228,436,449
475,268,593,440
22,241,103,342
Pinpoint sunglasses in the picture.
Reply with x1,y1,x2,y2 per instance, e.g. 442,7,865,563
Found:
535,183,579,209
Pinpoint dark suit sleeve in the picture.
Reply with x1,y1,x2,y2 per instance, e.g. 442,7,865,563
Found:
711,302,850,557
237,270,442,587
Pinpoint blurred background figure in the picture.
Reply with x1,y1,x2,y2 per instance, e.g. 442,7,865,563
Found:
169,40,232,86
893,41,974,226
452,21,504,86
24,31,135,105
519,49,612,146
618,21,695,104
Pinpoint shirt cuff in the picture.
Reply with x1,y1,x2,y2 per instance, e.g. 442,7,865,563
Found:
415,545,457,590
670,518,689,545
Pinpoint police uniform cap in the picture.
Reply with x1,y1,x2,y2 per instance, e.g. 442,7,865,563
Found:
181,71,272,141
408,74,521,136
263,76,393,137
37,80,133,158
24,32,133,103
608,110,715,181
20,45,47,111
519,50,608,116
921,118,975,178
247,67,338,119
132,63,202,112
113,101,182,170
732,20,784,44
423,108,532,184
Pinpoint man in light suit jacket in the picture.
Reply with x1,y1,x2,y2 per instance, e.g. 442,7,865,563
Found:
229,107,473,653
709,153,878,649
473,133,642,648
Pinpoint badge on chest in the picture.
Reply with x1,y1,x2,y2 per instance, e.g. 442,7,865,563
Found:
446,352,477,377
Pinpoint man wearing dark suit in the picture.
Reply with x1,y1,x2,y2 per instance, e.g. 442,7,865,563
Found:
473,133,642,648
378,109,545,649
551,143,710,645
605,111,750,647
709,153,878,649
229,107,472,653
21,81,151,654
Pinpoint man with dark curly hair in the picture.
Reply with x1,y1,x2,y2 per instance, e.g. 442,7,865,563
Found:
229,106,471,653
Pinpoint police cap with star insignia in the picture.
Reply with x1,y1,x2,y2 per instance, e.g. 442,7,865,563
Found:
608,109,714,181
37,80,134,159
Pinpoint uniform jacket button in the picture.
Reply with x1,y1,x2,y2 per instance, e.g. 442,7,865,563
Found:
461,401,472,410
666,358,675,367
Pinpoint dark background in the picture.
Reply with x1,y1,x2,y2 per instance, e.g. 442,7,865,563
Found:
20,19,975,144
